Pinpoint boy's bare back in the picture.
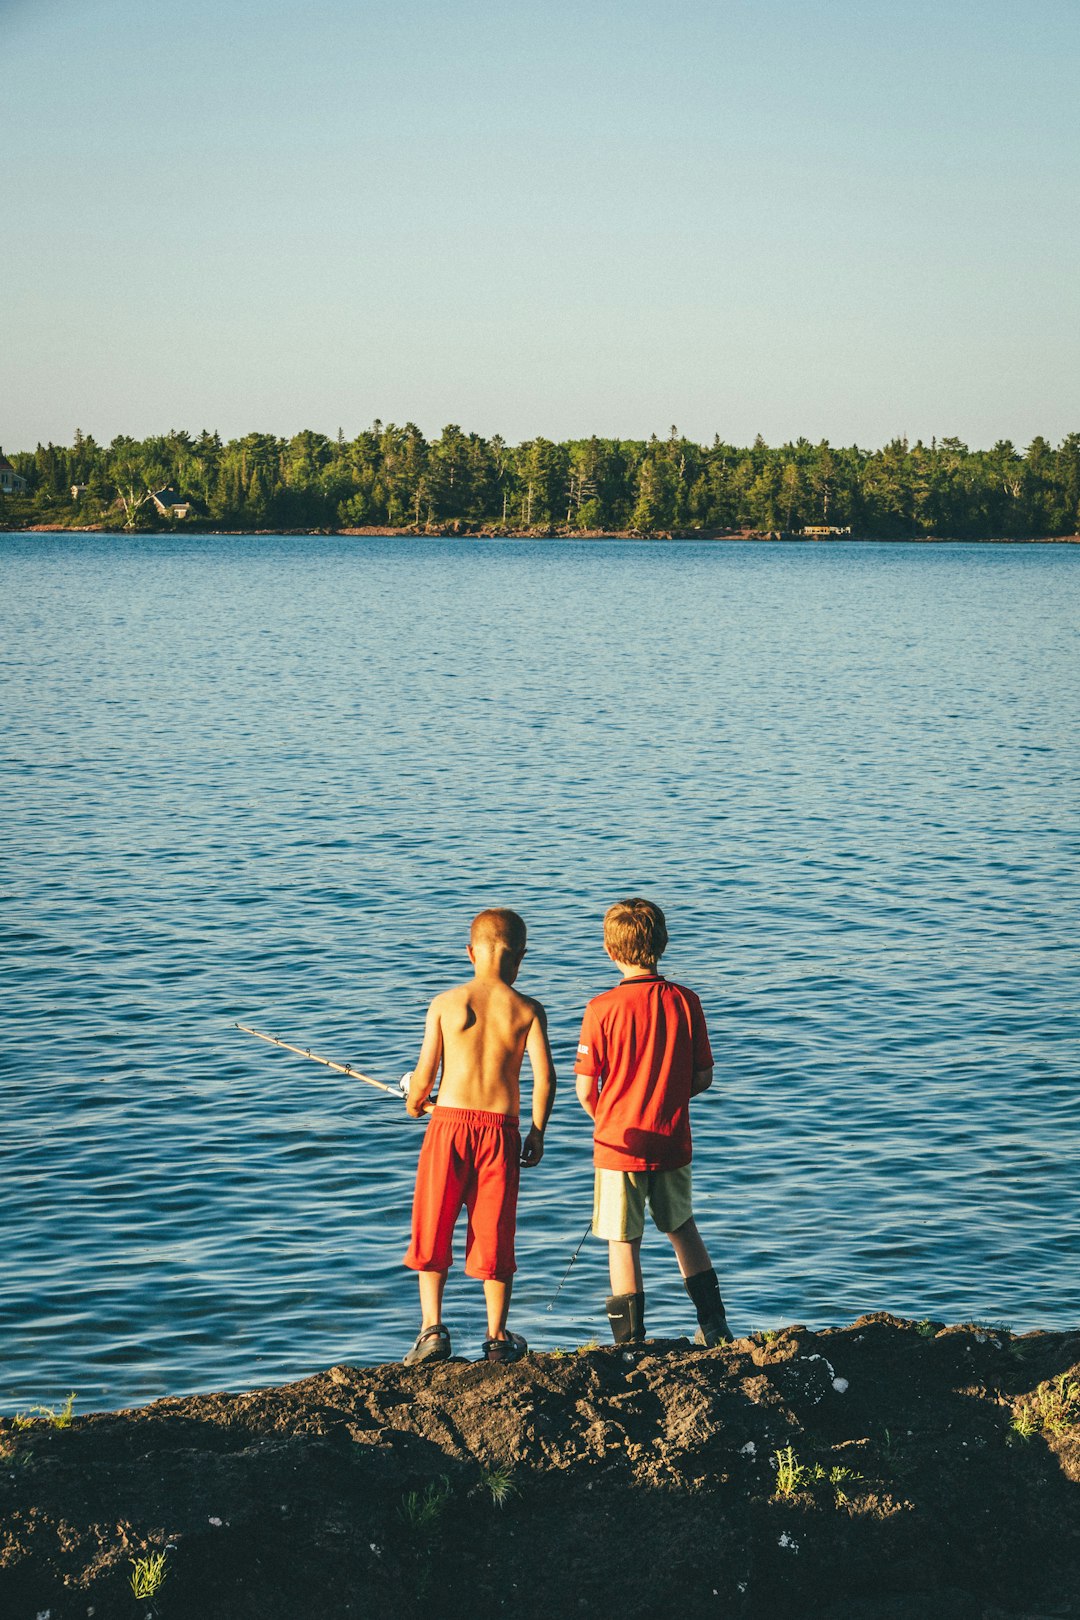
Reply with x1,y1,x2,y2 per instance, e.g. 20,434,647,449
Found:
404,908,556,1164
426,976,545,1115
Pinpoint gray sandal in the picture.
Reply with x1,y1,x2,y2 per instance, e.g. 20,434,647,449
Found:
403,1324,452,1365
482,1331,528,1364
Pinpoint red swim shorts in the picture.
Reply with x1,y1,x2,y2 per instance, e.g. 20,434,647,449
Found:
404,1107,521,1280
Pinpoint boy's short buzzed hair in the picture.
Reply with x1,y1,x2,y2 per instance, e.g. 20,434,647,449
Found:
604,898,668,967
470,907,527,954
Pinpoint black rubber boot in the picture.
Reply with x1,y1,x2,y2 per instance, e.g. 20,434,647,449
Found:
605,1291,646,1344
684,1268,732,1346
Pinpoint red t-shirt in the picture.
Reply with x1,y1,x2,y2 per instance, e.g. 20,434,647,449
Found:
574,974,713,1172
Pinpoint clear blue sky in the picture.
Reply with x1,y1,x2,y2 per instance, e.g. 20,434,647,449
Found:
3,0,1078,450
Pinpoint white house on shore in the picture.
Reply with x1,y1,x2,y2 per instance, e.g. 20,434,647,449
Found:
0,453,27,495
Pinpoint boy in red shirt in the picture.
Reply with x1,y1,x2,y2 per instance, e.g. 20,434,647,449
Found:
574,897,732,1346
403,908,556,1364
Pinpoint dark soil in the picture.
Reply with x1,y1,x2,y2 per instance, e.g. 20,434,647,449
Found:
2,1314,1078,1620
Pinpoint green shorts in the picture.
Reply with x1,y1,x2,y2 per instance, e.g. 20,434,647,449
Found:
592,1165,694,1242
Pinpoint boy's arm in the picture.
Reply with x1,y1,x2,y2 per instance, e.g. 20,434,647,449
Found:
520,1002,556,1167
406,998,443,1117
688,992,714,1098
573,1005,602,1119
575,1071,600,1119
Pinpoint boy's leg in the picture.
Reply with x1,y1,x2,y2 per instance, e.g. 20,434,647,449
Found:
667,1217,732,1345
403,1113,467,1361
651,1174,733,1346
666,1216,711,1278
606,1239,645,1343
465,1117,525,1356
483,1276,512,1341
418,1268,448,1329
403,1267,453,1363
608,1238,644,1296
595,1171,647,1343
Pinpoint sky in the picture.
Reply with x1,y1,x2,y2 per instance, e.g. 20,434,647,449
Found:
2,0,1079,451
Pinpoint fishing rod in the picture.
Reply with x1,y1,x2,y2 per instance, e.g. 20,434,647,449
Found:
245,1020,584,1299
235,1023,434,1113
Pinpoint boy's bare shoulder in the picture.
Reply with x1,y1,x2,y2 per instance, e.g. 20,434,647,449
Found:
511,987,547,1022
431,981,473,1011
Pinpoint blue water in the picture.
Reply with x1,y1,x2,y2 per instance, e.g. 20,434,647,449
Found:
1,534,1077,1411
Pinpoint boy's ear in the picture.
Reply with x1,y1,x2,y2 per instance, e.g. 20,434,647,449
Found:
467,942,477,965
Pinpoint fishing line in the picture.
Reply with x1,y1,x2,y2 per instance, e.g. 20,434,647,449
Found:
545,1220,593,1311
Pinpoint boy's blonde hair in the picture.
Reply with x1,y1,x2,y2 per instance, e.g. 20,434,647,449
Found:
603,897,668,967
470,907,527,954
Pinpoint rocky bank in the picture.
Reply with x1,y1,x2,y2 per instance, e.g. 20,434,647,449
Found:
2,1314,1078,1620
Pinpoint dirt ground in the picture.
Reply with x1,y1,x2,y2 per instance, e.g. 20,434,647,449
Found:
2,1314,1078,1620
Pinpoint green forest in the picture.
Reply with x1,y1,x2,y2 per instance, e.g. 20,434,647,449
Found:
3,424,1079,538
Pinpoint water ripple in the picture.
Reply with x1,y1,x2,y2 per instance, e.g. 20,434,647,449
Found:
1,534,1078,1408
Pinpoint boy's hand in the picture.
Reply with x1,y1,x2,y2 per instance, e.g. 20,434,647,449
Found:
520,1126,545,1167
402,1071,435,1117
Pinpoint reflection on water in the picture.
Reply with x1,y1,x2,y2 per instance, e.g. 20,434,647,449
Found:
1,534,1078,1409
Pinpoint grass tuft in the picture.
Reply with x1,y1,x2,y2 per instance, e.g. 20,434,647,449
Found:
8,1392,75,1431
130,1550,168,1600
773,1445,810,1496
828,1464,863,1504
481,1466,518,1508
1011,1375,1080,1440
399,1477,452,1531
774,1446,863,1503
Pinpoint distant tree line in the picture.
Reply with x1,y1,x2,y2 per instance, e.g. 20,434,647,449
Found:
3,424,1079,538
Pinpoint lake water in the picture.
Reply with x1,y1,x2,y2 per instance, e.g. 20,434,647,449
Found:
1,533,1078,1412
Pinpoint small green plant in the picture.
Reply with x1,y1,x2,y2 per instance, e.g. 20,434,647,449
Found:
577,1339,599,1353
36,1392,76,1429
399,1477,452,1531
130,1550,167,1599
10,1392,76,1431
481,1466,518,1508
879,1426,899,1458
915,1319,935,1339
791,1458,863,1504
1012,1375,1080,1439
760,1329,779,1344
773,1445,810,1496
828,1465,862,1504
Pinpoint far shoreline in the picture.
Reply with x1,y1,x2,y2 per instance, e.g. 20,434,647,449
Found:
4,523,1080,545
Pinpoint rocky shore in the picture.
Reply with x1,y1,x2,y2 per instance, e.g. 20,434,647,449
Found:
2,1314,1078,1619
8,522,1080,542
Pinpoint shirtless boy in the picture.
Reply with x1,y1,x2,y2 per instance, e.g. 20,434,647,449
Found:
402,908,556,1364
